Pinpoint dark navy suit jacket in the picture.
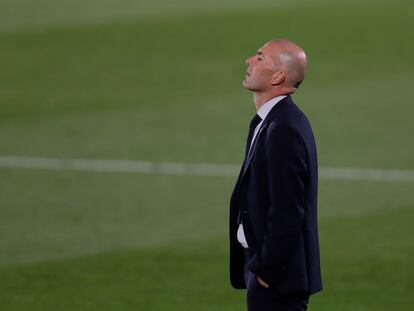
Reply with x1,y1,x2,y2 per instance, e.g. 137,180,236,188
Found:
229,95,322,295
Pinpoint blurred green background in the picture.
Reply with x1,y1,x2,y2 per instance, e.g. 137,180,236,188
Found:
0,0,413,310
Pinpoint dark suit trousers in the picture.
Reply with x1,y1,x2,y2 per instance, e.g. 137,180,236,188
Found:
244,249,310,311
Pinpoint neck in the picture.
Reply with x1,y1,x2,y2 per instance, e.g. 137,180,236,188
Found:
253,88,294,110
252,93,270,110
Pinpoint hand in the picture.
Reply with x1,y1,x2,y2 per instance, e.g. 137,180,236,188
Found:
255,275,270,288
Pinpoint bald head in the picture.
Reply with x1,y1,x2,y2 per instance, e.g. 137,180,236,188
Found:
243,39,308,107
266,39,307,89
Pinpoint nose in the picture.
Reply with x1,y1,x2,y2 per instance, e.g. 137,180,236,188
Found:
246,55,253,65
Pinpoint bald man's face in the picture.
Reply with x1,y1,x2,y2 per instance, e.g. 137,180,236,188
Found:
243,40,307,95
243,43,277,92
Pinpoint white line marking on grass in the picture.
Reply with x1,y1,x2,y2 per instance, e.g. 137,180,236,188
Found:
319,167,414,182
0,156,239,177
0,155,413,182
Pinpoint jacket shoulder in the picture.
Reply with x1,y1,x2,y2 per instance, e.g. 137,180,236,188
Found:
267,101,310,133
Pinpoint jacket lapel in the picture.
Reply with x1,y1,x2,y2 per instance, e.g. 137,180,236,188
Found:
241,124,267,176
238,95,293,183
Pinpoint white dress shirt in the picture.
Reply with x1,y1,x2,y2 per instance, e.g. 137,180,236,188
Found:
237,95,287,248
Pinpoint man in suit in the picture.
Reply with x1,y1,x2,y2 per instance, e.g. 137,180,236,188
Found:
229,39,322,311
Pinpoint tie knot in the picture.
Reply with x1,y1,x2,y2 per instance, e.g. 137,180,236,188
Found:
249,114,262,129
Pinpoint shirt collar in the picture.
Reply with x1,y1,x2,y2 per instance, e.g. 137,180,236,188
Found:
257,95,287,121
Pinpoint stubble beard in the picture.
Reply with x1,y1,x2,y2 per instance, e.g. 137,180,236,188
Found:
243,76,256,91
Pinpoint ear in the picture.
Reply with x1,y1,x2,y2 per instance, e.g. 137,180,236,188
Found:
271,70,286,86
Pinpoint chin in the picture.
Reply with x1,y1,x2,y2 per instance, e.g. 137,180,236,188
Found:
243,84,255,91
243,80,251,89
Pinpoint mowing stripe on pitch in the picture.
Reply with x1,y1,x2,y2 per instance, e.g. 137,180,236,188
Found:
0,155,413,182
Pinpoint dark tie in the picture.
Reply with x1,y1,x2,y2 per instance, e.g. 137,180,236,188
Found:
244,114,262,158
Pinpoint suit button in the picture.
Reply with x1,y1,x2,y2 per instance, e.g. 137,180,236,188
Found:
281,265,287,272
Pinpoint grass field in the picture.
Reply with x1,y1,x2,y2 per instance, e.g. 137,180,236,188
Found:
1,0,413,310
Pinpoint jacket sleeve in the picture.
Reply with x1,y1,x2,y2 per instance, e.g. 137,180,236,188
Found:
246,124,308,284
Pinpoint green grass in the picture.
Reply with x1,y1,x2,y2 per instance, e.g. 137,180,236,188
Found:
1,206,414,310
0,0,413,310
